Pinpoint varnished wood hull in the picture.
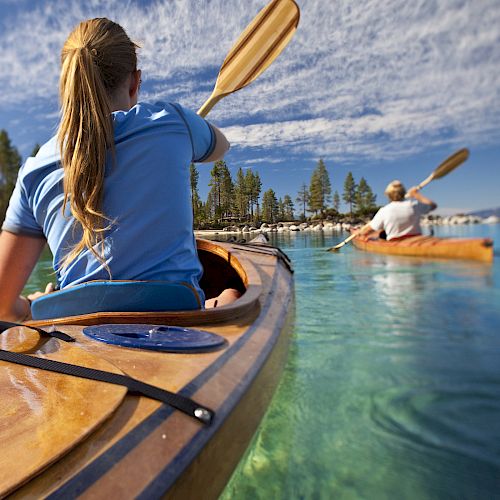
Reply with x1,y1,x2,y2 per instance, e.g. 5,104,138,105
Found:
0,239,294,498
352,234,494,262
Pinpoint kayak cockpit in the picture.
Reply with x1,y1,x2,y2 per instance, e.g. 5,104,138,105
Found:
26,239,262,328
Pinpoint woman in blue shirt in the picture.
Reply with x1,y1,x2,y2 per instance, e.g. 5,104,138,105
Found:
0,18,232,322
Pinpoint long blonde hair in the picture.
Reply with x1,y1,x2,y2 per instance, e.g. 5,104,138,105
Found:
58,18,138,269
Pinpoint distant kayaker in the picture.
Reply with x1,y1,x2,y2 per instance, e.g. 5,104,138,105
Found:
357,180,437,241
0,18,238,322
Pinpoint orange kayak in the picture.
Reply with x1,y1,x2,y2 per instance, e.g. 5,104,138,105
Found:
352,234,494,262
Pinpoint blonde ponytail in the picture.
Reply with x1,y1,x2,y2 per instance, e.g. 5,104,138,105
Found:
57,18,138,269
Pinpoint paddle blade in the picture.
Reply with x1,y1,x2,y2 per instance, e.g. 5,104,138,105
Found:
327,234,356,252
198,0,300,116
327,245,342,253
432,148,469,180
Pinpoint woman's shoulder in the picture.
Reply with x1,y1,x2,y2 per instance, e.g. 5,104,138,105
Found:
20,136,60,176
112,101,195,133
112,102,210,151
35,136,59,161
114,101,195,121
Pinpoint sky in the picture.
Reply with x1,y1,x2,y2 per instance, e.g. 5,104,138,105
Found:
0,0,499,215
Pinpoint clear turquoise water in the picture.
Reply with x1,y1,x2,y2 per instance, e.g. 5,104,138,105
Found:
25,225,500,498
220,224,500,499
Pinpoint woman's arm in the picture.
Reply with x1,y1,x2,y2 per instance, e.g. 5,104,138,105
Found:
0,231,46,322
202,125,230,162
355,222,377,240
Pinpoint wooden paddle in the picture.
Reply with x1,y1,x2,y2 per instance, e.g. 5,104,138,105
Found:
327,148,470,252
327,233,356,252
197,0,300,117
409,147,469,193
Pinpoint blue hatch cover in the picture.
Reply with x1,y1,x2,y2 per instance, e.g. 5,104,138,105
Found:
83,324,226,353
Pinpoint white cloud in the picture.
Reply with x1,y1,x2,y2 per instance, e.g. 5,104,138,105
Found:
1,0,499,163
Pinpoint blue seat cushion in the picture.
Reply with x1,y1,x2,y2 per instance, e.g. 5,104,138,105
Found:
31,280,202,320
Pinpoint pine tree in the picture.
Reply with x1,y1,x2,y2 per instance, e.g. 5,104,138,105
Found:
205,188,216,221
245,169,262,224
0,130,22,223
308,170,321,216
278,197,285,221
333,190,340,212
234,167,248,221
262,189,279,223
220,162,234,219
355,177,377,217
189,163,203,227
283,194,294,221
296,183,309,220
343,172,357,217
245,169,254,220
253,172,262,224
308,159,332,216
208,161,224,222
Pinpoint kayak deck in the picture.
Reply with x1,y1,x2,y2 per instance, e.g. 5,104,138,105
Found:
0,239,294,498
352,234,494,262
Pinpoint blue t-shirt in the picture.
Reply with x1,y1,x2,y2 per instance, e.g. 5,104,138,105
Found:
2,102,216,303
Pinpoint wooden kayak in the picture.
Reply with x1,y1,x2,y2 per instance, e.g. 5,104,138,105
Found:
351,233,494,262
0,238,294,498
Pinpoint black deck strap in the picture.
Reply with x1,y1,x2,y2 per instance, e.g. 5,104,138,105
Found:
0,320,75,342
0,349,213,425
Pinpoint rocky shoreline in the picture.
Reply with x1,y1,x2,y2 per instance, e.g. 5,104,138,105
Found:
422,214,499,226
194,214,499,236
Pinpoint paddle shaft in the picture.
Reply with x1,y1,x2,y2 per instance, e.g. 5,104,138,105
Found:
327,233,356,252
415,172,436,191
198,95,224,118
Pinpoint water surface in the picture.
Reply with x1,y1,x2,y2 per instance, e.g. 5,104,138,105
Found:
220,224,500,499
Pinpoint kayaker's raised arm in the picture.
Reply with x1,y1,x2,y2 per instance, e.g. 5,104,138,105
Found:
407,186,437,211
356,223,377,238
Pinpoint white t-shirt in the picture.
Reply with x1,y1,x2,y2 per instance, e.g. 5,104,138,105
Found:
370,200,433,240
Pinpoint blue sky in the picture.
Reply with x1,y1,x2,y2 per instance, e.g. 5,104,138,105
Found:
0,0,499,215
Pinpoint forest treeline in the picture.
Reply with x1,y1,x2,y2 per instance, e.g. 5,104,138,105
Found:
192,158,379,228
0,129,379,229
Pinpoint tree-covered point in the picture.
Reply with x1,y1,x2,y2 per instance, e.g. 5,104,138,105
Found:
193,157,379,228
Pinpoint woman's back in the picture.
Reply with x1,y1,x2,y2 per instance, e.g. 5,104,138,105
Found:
4,101,214,299
0,18,229,322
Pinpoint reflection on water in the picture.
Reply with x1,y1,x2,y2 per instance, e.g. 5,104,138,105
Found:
220,225,500,499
